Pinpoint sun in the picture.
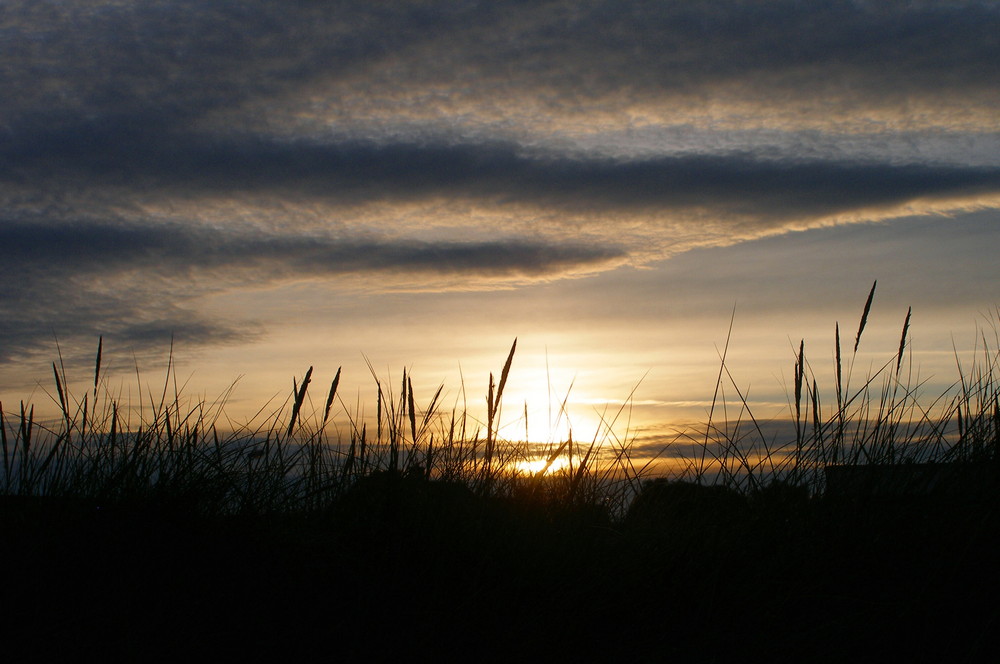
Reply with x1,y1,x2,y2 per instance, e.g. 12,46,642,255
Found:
497,363,606,445
513,456,572,476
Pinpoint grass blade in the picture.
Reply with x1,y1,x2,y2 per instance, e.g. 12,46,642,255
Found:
286,366,313,438
495,338,517,414
1,401,9,488
855,280,877,353
407,375,417,446
896,306,912,376
322,367,342,425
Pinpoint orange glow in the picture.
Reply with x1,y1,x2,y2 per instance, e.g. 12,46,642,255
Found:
513,456,571,476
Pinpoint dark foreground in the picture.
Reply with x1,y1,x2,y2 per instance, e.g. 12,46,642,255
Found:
5,482,998,663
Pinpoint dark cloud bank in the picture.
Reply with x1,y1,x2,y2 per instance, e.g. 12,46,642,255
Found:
7,134,1000,217
1,219,624,276
3,1,998,131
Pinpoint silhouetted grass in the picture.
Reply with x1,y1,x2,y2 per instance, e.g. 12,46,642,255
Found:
684,282,999,496
3,291,998,661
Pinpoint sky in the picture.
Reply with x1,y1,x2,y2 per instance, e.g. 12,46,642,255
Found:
3,1,1000,458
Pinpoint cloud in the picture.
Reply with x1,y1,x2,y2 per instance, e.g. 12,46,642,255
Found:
3,0,1000,366
7,133,1000,242
0,282,253,367
0,218,625,278
0,217,626,361
198,0,1000,135
3,1,998,142
5,1,999,229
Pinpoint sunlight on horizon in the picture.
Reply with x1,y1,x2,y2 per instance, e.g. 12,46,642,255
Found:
494,360,625,448
512,456,572,476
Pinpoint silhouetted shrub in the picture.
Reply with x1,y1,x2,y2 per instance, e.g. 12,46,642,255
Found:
625,478,747,533
334,467,480,529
